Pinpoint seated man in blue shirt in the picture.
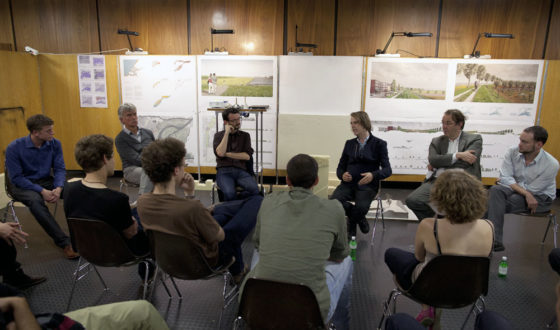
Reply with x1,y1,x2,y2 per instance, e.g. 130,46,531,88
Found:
487,126,559,251
5,114,78,259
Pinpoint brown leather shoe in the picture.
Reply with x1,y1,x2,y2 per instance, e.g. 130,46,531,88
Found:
63,245,79,260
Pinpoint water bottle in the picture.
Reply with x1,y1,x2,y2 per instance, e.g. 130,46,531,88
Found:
498,256,508,278
349,236,357,261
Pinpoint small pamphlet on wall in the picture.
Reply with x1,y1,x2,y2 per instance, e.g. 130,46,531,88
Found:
77,55,108,108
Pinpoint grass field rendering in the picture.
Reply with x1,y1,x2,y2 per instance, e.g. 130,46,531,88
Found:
202,76,273,97
455,63,537,103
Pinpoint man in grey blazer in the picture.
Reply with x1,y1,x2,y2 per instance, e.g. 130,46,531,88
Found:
405,109,482,221
115,103,155,195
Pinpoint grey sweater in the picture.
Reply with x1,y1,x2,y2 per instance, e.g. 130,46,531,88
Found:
115,128,155,169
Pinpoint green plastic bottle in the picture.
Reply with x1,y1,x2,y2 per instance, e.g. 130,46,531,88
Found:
498,256,508,278
350,236,357,261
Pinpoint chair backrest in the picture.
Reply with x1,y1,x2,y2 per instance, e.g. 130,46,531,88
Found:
406,255,490,309
67,217,138,267
238,278,325,330
148,230,214,280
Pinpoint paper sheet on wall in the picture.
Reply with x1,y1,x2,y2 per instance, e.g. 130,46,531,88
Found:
364,58,544,178
77,55,108,108
118,55,199,166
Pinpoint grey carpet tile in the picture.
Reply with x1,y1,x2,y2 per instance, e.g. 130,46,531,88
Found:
2,177,559,329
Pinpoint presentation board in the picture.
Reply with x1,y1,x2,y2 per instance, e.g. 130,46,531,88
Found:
278,56,363,115
197,55,278,170
365,57,544,177
118,55,198,165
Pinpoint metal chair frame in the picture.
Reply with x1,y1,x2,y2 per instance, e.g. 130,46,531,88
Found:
370,182,385,245
517,210,557,248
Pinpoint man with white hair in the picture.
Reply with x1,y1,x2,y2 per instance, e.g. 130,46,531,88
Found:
115,103,154,195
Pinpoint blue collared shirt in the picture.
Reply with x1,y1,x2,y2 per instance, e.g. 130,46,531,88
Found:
498,145,559,199
5,135,66,193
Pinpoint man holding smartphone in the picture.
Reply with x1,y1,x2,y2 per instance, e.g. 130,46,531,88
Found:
213,108,259,201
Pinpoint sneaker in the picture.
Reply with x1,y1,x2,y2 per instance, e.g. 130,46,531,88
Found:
4,271,47,290
63,245,80,260
493,241,505,252
415,306,435,326
358,219,370,234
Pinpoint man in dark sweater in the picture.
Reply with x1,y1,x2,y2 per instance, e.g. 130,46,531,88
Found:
115,103,155,195
331,111,392,237
213,108,259,201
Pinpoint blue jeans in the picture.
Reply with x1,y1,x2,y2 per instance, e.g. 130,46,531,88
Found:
213,195,263,275
216,166,259,201
250,252,353,330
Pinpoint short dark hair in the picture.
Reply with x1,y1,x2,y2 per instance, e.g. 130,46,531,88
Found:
141,138,186,184
222,108,240,121
75,135,114,173
444,109,466,129
523,126,548,144
350,111,372,131
287,154,318,189
26,114,54,133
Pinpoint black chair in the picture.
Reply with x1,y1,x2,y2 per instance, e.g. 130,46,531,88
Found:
147,230,237,328
377,255,490,330
234,278,326,330
66,217,151,311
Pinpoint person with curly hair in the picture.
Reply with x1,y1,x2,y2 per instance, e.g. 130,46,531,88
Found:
384,170,494,328
137,138,262,284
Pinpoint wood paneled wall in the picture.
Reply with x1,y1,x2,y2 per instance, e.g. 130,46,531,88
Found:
439,0,551,59
190,0,284,55
0,51,43,173
337,0,440,56
286,0,336,55
38,54,124,170
538,60,560,186
3,0,560,59
0,0,14,50
98,0,189,55
11,0,100,54
545,0,560,59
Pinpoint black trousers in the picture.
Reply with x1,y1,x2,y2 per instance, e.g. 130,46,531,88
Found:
8,177,70,248
0,238,20,279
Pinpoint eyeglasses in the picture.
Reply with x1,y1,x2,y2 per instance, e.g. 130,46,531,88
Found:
441,121,456,126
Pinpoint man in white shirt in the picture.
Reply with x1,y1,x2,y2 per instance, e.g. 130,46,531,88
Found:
488,126,559,251
406,109,483,221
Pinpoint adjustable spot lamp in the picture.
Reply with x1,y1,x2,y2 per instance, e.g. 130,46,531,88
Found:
375,32,433,57
466,32,514,59
210,28,234,54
